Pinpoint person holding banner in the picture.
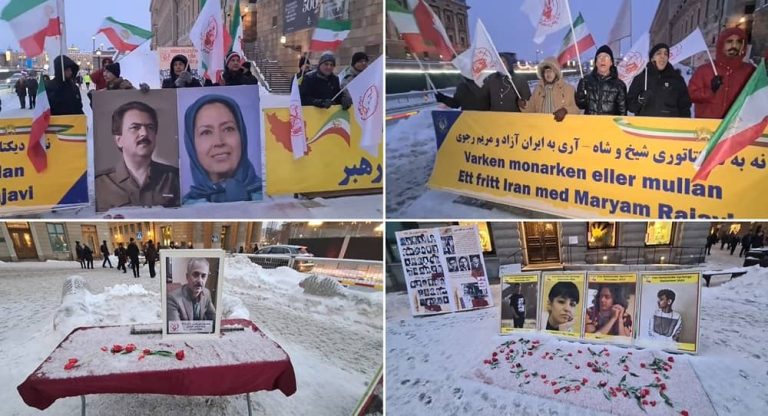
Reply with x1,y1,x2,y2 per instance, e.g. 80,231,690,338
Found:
627,43,692,118
47,55,84,116
688,28,754,119
300,51,352,110
182,95,262,203
162,54,202,89
575,45,627,116
522,57,579,121
486,52,531,112
435,76,490,111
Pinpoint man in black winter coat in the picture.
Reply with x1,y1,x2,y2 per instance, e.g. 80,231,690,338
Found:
739,232,753,257
299,51,352,110
101,240,113,268
47,55,84,115
221,52,258,86
26,77,39,109
162,54,202,89
126,238,141,278
627,43,691,117
14,78,27,109
435,76,491,111
575,45,627,115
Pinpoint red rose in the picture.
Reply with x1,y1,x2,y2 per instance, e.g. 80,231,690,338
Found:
650,400,657,407
640,363,646,368
575,385,581,391
577,349,582,353
681,411,689,416
125,344,136,353
660,383,667,391
598,381,607,387
641,388,650,397
554,388,560,394
610,391,617,397
587,362,593,367
575,365,580,369
100,346,108,352
623,365,629,372
541,374,547,379
642,400,649,406
492,352,497,357
548,356,553,360
605,352,610,357
64,362,77,370
567,353,572,357
515,363,521,368
111,344,123,354
627,351,633,355
524,373,530,378
67,358,78,364
581,378,588,385
138,355,145,361
551,381,557,386
527,351,532,356
175,350,185,360
143,349,151,355
668,356,675,363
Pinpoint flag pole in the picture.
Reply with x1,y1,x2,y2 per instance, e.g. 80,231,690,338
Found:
705,48,719,76
412,53,438,93
564,0,584,79
57,0,66,81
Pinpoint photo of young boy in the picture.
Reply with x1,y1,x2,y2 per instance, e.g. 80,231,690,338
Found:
636,272,701,353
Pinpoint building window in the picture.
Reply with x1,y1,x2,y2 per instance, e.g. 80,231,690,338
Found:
587,222,617,249
272,16,278,28
645,222,674,246
458,222,495,254
46,223,69,253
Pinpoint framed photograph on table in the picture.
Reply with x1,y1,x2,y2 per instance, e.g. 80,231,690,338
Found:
160,249,225,339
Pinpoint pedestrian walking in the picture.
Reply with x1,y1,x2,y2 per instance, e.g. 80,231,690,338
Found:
115,243,128,273
14,77,27,109
127,238,141,278
101,240,113,268
83,244,94,269
75,241,85,268
26,76,38,109
145,240,158,278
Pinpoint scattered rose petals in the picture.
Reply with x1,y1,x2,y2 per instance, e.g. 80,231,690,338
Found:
175,350,185,360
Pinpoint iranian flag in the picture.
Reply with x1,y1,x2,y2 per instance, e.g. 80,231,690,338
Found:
557,12,595,66
410,0,455,60
0,0,61,58
228,2,245,58
309,1,351,52
29,74,51,172
190,0,225,82
96,17,152,53
693,60,768,182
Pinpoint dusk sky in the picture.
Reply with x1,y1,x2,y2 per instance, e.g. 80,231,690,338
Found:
0,0,151,52
468,0,662,61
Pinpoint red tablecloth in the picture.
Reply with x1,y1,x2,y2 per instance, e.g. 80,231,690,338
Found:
17,319,296,410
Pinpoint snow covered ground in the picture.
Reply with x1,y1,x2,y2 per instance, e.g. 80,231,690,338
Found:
0,87,382,219
386,247,768,415
0,255,382,415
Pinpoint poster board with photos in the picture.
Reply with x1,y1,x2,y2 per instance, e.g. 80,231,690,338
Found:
439,225,494,311
160,249,225,339
500,268,539,334
539,272,586,339
636,272,701,354
396,228,453,316
583,272,638,345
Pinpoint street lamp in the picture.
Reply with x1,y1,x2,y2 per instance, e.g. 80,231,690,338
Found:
96,50,101,69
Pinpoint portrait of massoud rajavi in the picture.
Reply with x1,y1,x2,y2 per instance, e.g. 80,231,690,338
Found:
177,87,262,204
166,257,220,333
93,90,180,212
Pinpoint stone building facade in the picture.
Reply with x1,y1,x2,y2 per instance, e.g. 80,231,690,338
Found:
0,222,111,262
386,0,470,60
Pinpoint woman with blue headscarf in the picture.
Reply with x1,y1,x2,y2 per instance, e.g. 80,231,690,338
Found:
183,95,262,203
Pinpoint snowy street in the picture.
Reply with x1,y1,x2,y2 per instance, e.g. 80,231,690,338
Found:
0,256,382,415
386,246,768,415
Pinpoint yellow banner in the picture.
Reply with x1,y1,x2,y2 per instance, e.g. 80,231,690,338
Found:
262,106,383,194
0,115,88,213
502,274,539,284
641,273,700,284
428,111,768,218
587,272,638,283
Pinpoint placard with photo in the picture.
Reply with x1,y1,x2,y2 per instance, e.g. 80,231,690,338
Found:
540,272,586,339
500,268,539,334
636,272,701,354
583,272,638,345
160,249,225,339
395,228,453,316
439,225,493,312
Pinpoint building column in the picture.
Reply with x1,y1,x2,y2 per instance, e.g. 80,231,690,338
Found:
0,224,18,261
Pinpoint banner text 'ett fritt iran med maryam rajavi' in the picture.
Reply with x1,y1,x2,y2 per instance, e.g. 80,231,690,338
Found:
428,111,768,219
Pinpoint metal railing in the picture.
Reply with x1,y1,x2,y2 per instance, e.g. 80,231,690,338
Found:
240,254,383,289
562,245,707,266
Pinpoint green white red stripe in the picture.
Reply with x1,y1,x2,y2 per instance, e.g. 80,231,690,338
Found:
310,19,351,51
0,0,61,58
228,2,245,58
29,73,51,172
693,59,768,181
387,0,424,52
309,110,351,146
557,12,595,66
96,17,152,53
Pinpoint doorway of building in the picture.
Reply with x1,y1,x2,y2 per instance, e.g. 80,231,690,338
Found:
7,222,38,259
81,225,99,258
523,222,561,264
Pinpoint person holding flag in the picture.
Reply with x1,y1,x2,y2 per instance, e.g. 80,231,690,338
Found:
486,52,531,112
47,55,84,115
688,28,754,119
221,52,258,86
627,43,691,117
299,51,352,110
575,45,627,115
162,54,202,89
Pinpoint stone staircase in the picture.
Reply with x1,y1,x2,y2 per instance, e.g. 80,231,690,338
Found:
243,42,293,94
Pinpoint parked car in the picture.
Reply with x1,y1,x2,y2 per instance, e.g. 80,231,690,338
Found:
252,245,315,272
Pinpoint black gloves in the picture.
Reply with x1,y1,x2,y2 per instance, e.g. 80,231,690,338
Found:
553,107,567,122
637,89,654,106
435,91,449,104
711,75,723,93
317,99,333,109
575,88,587,103
341,93,352,110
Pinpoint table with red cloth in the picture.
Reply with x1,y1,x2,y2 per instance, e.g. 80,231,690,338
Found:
17,319,297,411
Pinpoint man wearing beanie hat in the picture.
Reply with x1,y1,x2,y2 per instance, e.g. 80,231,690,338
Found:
340,52,369,89
688,27,754,119
300,51,353,110
575,44,627,115
103,62,143,91
485,52,532,112
627,43,691,117
162,54,202,89
221,51,258,86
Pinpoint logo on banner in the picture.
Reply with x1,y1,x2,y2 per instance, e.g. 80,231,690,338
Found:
669,44,683,61
289,104,303,135
119,28,131,40
436,115,449,135
202,17,218,53
357,86,379,121
539,0,563,27
618,50,644,80
472,47,493,76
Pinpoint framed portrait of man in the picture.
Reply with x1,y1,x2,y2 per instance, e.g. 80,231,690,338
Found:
160,249,225,339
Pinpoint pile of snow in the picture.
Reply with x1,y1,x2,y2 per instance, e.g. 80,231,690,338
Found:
386,265,768,415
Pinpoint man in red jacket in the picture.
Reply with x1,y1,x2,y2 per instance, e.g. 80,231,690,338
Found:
90,57,115,90
688,27,754,119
